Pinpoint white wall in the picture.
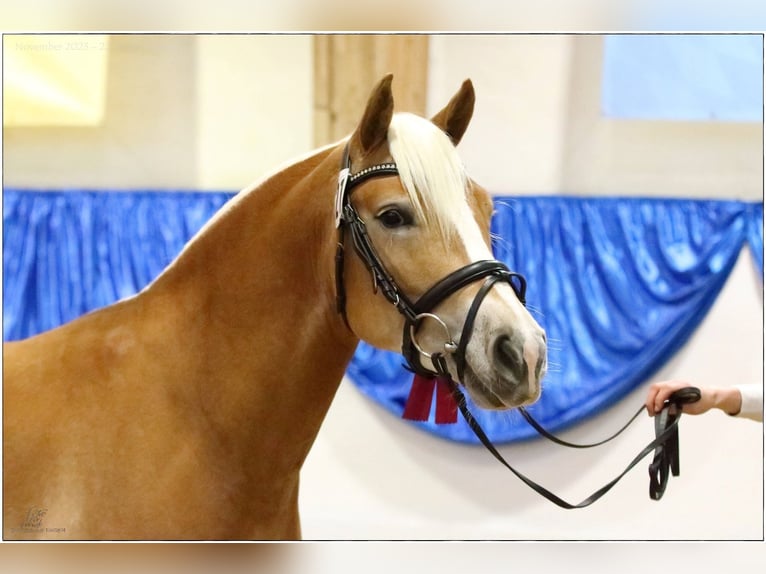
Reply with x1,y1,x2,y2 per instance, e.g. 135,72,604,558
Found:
195,35,313,189
561,36,762,199
4,35,199,189
423,35,762,199
3,34,763,540
426,35,574,194
3,35,314,191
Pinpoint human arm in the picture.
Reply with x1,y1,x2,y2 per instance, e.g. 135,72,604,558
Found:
644,380,761,420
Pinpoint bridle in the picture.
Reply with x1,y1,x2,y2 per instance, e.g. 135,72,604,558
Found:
333,142,699,508
334,143,527,380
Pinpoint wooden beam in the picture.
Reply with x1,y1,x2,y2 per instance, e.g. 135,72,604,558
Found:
313,34,429,147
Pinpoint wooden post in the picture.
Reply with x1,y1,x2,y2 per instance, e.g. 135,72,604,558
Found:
313,35,429,147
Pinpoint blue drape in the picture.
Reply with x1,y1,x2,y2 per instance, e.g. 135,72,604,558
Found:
3,190,763,443
2,190,232,341
350,197,763,443
746,201,764,275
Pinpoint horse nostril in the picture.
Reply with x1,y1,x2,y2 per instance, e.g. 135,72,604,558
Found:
493,334,527,383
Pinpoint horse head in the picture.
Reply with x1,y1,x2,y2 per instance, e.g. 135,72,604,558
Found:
338,75,547,410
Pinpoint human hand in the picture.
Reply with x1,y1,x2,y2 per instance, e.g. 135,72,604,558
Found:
645,380,741,417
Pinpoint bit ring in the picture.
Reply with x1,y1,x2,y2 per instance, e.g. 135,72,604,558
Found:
409,313,458,359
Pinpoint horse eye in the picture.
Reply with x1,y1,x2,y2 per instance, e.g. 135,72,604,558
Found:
376,208,411,229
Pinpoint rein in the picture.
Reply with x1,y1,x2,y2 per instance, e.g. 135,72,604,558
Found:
452,380,701,507
333,143,699,508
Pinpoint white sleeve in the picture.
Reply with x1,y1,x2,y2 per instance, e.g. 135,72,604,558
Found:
732,384,763,422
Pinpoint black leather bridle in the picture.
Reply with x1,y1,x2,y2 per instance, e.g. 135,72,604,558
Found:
334,144,527,379
333,143,699,508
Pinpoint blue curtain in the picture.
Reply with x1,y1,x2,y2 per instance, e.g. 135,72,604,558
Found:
2,190,232,341
350,197,763,443
746,201,764,275
4,190,763,443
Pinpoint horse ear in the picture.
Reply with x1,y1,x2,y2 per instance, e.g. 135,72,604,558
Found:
431,79,475,145
352,74,395,154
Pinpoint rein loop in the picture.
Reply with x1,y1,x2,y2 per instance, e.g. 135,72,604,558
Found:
448,378,695,508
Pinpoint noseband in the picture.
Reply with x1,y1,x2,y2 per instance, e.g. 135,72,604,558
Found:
333,144,527,379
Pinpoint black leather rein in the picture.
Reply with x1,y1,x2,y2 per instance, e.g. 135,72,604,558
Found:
451,380,701,508
333,143,698,508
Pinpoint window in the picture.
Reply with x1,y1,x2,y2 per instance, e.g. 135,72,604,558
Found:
602,35,763,122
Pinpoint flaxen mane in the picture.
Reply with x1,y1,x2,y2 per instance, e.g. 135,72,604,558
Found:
388,112,469,240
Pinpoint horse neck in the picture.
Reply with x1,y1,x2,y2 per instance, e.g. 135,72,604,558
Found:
145,143,358,473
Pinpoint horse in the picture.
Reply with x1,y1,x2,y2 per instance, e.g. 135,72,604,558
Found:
3,74,547,540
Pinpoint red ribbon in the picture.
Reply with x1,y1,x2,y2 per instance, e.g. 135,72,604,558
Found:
402,373,458,424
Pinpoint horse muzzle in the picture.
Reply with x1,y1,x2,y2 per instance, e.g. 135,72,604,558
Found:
493,332,547,397
490,330,546,407
399,259,546,412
